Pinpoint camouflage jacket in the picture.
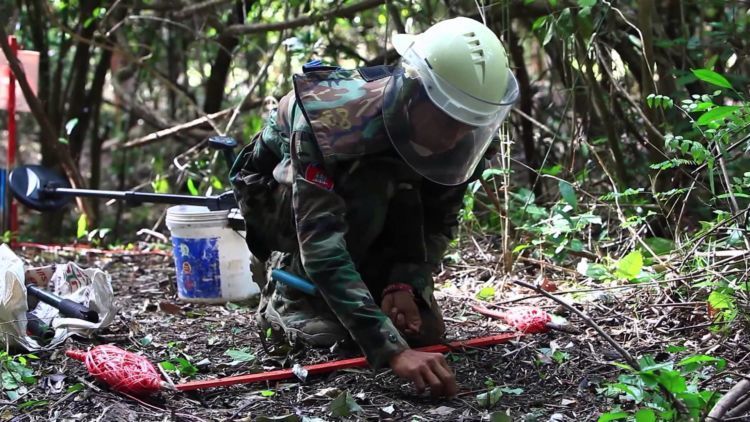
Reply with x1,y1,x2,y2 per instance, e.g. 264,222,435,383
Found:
231,66,473,367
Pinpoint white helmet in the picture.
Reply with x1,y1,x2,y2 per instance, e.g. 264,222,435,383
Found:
383,17,519,185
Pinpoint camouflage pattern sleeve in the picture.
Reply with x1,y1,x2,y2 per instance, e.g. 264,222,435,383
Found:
290,129,410,368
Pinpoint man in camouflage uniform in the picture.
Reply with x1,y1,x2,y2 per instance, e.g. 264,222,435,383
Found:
231,17,518,397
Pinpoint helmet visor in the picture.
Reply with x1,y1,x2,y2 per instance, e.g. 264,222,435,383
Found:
382,66,519,186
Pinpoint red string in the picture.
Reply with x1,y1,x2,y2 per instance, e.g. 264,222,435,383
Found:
500,306,551,334
66,345,162,396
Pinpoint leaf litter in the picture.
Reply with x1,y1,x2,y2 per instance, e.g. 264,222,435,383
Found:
3,241,749,421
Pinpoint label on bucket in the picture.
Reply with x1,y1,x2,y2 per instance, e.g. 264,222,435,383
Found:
172,236,221,299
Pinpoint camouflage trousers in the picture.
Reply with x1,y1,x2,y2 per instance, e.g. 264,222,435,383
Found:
252,251,446,349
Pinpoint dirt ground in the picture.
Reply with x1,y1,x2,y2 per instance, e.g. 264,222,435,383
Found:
2,242,747,422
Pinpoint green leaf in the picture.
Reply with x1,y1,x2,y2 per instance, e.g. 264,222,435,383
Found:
696,106,740,126
678,355,726,372
691,69,733,89
210,175,224,190
610,362,635,372
642,237,675,257
679,392,705,419
329,391,362,417
666,345,687,353
615,251,643,280
541,164,562,176
224,348,255,364
76,214,88,239
558,180,578,210
173,357,198,377
542,22,554,46
477,386,503,408
152,176,170,194
159,361,176,371
598,411,628,422
583,263,610,280
708,289,735,310
634,408,656,422
577,0,596,6
67,383,84,393
489,411,512,422
499,387,524,395
186,179,199,196
657,370,686,393
482,168,508,180
476,286,496,301
532,16,547,31
64,118,79,135
225,302,241,311
1,372,19,390
260,389,275,397
512,244,530,254
18,400,47,410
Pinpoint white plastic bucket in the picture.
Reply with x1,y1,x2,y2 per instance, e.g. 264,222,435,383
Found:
165,205,259,304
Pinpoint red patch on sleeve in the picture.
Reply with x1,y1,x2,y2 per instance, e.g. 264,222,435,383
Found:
304,164,334,190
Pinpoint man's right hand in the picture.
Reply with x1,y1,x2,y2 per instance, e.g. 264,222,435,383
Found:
389,349,457,397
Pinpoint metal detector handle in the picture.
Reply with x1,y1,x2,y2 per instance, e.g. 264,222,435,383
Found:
271,270,318,296
208,136,238,168
206,191,238,211
26,285,100,323
26,312,54,342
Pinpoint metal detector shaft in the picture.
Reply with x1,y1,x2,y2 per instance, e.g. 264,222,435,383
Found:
27,285,100,323
49,188,238,211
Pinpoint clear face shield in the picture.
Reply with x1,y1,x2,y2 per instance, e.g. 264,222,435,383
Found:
382,51,519,186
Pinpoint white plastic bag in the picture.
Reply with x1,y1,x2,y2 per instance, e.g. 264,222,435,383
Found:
0,244,116,351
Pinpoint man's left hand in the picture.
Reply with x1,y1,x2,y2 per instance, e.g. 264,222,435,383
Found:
382,290,421,335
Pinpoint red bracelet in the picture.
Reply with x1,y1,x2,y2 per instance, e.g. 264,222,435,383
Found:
382,283,414,297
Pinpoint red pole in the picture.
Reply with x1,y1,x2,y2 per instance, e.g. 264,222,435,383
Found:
6,36,18,238
175,332,520,391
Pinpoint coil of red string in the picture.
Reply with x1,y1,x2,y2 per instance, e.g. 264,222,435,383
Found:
66,345,162,396
501,306,551,334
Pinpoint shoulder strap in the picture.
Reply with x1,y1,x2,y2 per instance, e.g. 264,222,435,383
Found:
357,65,394,82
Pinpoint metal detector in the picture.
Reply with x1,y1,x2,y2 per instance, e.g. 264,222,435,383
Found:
8,136,243,225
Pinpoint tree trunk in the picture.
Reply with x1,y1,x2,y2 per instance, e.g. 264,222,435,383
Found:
508,29,540,195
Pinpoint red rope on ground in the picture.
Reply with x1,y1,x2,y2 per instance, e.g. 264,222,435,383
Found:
471,304,552,334
66,345,163,396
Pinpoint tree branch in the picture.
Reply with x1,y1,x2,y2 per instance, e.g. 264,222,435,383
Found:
0,26,93,218
224,0,385,36
173,0,234,20
707,378,750,421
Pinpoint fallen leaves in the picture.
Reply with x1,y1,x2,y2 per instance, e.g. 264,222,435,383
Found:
329,391,363,417
427,405,455,416
224,348,255,365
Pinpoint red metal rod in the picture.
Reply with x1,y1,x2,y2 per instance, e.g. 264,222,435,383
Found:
6,36,18,236
175,333,520,391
